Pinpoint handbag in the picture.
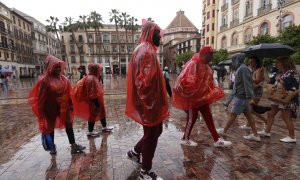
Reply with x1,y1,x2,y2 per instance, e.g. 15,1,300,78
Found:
41,134,55,151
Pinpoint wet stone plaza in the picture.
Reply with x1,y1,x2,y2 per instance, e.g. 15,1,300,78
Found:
0,75,300,180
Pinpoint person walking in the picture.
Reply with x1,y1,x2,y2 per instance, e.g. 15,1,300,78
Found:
125,20,169,180
172,46,232,147
217,53,261,142
28,55,86,155
72,63,113,137
163,66,172,97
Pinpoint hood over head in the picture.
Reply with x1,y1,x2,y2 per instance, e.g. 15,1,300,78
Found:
231,53,245,70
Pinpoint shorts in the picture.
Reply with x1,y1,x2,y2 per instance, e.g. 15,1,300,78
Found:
231,97,250,115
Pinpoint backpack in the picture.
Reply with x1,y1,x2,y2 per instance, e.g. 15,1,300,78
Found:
41,134,55,151
73,77,87,101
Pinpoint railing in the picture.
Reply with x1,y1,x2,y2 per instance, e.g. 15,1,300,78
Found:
231,0,239,5
221,3,228,11
258,4,272,16
220,24,228,32
230,19,239,28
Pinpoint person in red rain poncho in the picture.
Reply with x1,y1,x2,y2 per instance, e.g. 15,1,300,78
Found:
28,55,86,154
172,46,232,147
125,20,168,180
72,63,113,137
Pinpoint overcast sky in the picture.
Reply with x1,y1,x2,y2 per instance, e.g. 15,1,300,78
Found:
2,0,202,30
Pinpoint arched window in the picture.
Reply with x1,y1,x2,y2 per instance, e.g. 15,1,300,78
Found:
260,22,269,35
282,15,292,29
231,32,238,46
244,28,252,43
221,36,227,49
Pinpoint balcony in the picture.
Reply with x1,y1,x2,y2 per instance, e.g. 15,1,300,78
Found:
231,0,239,5
70,51,76,54
257,4,272,16
220,24,228,32
244,11,252,19
221,3,228,11
230,19,239,28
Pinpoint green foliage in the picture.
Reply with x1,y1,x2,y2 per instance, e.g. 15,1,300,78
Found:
175,51,194,66
247,34,278,46
212,49,229,65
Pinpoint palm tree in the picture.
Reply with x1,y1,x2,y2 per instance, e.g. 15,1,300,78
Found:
46,16,70,72
109,9,121,75
78,15,91,65
147,17,155,22
120,12,131,74
88,11,106,65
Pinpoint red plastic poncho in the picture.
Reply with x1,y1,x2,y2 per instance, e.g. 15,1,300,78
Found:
125,20,169,127
172,53,225,110
28,55,73,134
72,63,106,122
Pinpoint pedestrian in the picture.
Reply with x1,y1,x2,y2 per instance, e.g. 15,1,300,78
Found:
259,56,299,142
72,63,113,137
163,66,172,97
28,55,86,155
79,66,87,80
1,73,9,93
125,20,169,180
217,53,261,142
172,46,232,147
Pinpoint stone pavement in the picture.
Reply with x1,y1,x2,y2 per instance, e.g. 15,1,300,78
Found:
0,75,300,180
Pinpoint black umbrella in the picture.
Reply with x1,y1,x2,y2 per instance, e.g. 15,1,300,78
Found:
243,43,296,58
218,59,232,66
211,65,220,71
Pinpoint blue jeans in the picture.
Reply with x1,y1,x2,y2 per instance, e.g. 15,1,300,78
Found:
231,97,250,115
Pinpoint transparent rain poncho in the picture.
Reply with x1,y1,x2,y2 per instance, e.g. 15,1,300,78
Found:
28,55,73,134
172,53,225,110
71,63,106,122
125,20,169,127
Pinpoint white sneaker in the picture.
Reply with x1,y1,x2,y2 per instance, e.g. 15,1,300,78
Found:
180,139,198,146
239,124,251,130
243,134,261,142
258,130,271,137
102,126,114,132
216,128,224,135
87,130,100,137
214,137,232,147
280,136,296,143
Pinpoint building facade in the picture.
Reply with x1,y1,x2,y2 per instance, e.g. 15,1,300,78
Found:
61,25,160,77
216,0,300,54
202,0,218,49
163,10,200,72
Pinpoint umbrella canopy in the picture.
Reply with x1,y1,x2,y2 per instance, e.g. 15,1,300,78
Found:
211,65,220,71
243,43,296,58
0,69,13,75
218,59,232,66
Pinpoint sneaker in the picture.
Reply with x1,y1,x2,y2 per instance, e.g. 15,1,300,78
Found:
102,126,114,132
139,170,163,180
87,130,100,137
239,124,251,130
71,144,86,154
126,149,141,165
180,139,197,146
280,136,296,143
258,130,271,137
214,137,232,147
243,134,261,142
216,128,224,135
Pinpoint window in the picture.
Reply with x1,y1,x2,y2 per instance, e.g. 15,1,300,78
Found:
207,0,210,5
260,22,269,35
245,0,252,17
135,35,140,43
80,56,84,63
69,34,74,42
71,56,76,63
212,10,215,18
70,45,75,53
18,19,21,27
112,45,118,52
282,15,292,30
128,45,133,52
27,25,30,31
231,32,238,46
23,22,25,29
120,56,126,63
260,0,270,8
88,34,93,42
212,23,215,31
13,16,16,24
207,24,209,32
120,45,125,52
211,36,214,44
221,36,227,49
222,15,228,25
233,8,239,20
128,36,133,43
111,35,117,43
119,35,125,43
244,28,252,43
103,34,110,43
206,37,209,45
207,12,210,20
78,35,83,42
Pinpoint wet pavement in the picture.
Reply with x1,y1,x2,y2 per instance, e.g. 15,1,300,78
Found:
0,75,300,180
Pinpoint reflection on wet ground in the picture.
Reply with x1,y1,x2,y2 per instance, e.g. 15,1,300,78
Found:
0,75,300,179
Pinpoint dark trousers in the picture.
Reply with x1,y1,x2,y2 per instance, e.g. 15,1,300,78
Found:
165,80,172,97
183,104,219,141
134,122,163,171
88,118,107,132
49,126,75,145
